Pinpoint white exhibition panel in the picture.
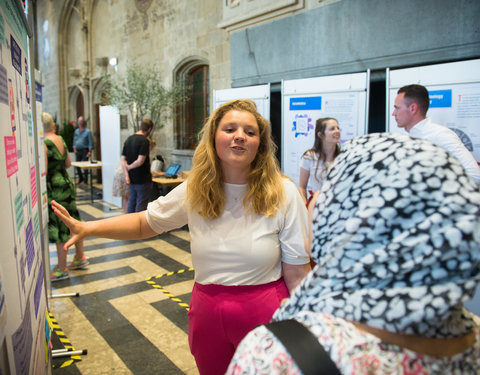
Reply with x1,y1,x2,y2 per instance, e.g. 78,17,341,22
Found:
0,3,49,374
34,83,48,227
386,59,480,163
213,84,270,120
99,106,122,208
282,72,368,186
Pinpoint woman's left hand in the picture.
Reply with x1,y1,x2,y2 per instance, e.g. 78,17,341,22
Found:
51,200,88,250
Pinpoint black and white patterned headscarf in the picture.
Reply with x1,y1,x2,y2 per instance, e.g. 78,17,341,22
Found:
275,133,480,337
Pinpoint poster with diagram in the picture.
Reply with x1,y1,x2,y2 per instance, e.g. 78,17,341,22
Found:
282,72,368,186
0,1,48,374
387,59,480,163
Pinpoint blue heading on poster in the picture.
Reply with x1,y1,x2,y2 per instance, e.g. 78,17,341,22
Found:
10,35,22,75
35,82,42,102
429,89,452,108
289,96,322,110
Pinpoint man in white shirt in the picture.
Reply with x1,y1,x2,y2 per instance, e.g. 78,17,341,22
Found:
393,84,480,184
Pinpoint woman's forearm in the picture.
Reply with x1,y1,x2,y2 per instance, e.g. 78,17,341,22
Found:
282,262,311,293
84,212,157,241
298,187,307,203
51,200,157,250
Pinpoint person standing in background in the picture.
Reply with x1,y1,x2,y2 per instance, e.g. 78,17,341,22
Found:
73,116,93,184
121,119,154,213
298,117,341,205
112,161,130,213
393,84,480,184
43,113,88,281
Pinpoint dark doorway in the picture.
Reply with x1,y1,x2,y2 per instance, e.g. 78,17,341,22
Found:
270,89,282,164
368,72,386,134
76,92,84,118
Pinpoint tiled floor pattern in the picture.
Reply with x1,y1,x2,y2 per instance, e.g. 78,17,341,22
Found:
49,185,199,374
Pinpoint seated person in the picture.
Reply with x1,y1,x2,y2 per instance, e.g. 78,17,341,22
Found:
151,170,165,177
151,154,165,177
226,132,480,374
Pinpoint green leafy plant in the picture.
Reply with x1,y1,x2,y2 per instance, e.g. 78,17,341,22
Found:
103,64,188,133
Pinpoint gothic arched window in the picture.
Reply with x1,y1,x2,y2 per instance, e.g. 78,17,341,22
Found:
174,58,209,150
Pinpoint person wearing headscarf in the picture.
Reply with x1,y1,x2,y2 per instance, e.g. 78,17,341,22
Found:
227,132,480,374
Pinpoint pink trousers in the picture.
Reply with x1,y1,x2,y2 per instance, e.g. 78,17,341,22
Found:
188,278,289,375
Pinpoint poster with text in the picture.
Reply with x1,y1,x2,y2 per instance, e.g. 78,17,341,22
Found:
388,83,480,163
387,59,480,164
0,1,47,374
35,81,47,224
282,73,368,187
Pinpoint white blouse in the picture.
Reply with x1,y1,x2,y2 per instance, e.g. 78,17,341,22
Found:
145,178,310,285
299,152,330,193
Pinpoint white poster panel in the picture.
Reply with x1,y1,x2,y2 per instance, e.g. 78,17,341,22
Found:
387,59,480,163
213,84,270,120
0,2,47,374
282,72,368,186
34,81,47,226
100,105,122,207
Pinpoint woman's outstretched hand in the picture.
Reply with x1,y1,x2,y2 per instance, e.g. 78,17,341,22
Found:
51,200,87,251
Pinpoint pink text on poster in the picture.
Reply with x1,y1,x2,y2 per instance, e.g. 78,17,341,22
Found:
4,136,18,177
30,166,37,207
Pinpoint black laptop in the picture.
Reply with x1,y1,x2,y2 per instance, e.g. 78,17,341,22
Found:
164,164,181,178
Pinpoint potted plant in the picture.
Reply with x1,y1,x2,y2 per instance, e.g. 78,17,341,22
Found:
103,64,188,134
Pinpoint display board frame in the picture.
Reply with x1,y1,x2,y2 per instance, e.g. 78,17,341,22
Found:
386,59,480,163
213,83,271,120
0,0,49,373
281,71,369,186
100,105,122,208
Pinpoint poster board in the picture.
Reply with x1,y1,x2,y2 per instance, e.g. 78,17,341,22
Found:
34,80,47,227
99,105,122,208
386,59,480,163
213,84,270,120
282,72,369,185
0,0,48,373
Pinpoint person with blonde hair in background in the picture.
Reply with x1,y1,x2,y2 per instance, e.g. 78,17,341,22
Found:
51,99,311,374
43,113,88,281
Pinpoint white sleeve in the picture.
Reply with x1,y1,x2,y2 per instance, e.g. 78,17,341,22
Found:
299,153,313,171
145,181,189,233
279,179,310,265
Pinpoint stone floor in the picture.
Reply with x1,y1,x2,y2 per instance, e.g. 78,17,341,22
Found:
48,185,198,374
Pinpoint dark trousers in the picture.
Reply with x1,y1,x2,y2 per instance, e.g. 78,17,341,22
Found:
75,149,89,182
127,182,152,213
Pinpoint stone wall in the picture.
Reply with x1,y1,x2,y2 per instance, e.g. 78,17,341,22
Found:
35,0,62,120
35,0,232,166
230,0,480,86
